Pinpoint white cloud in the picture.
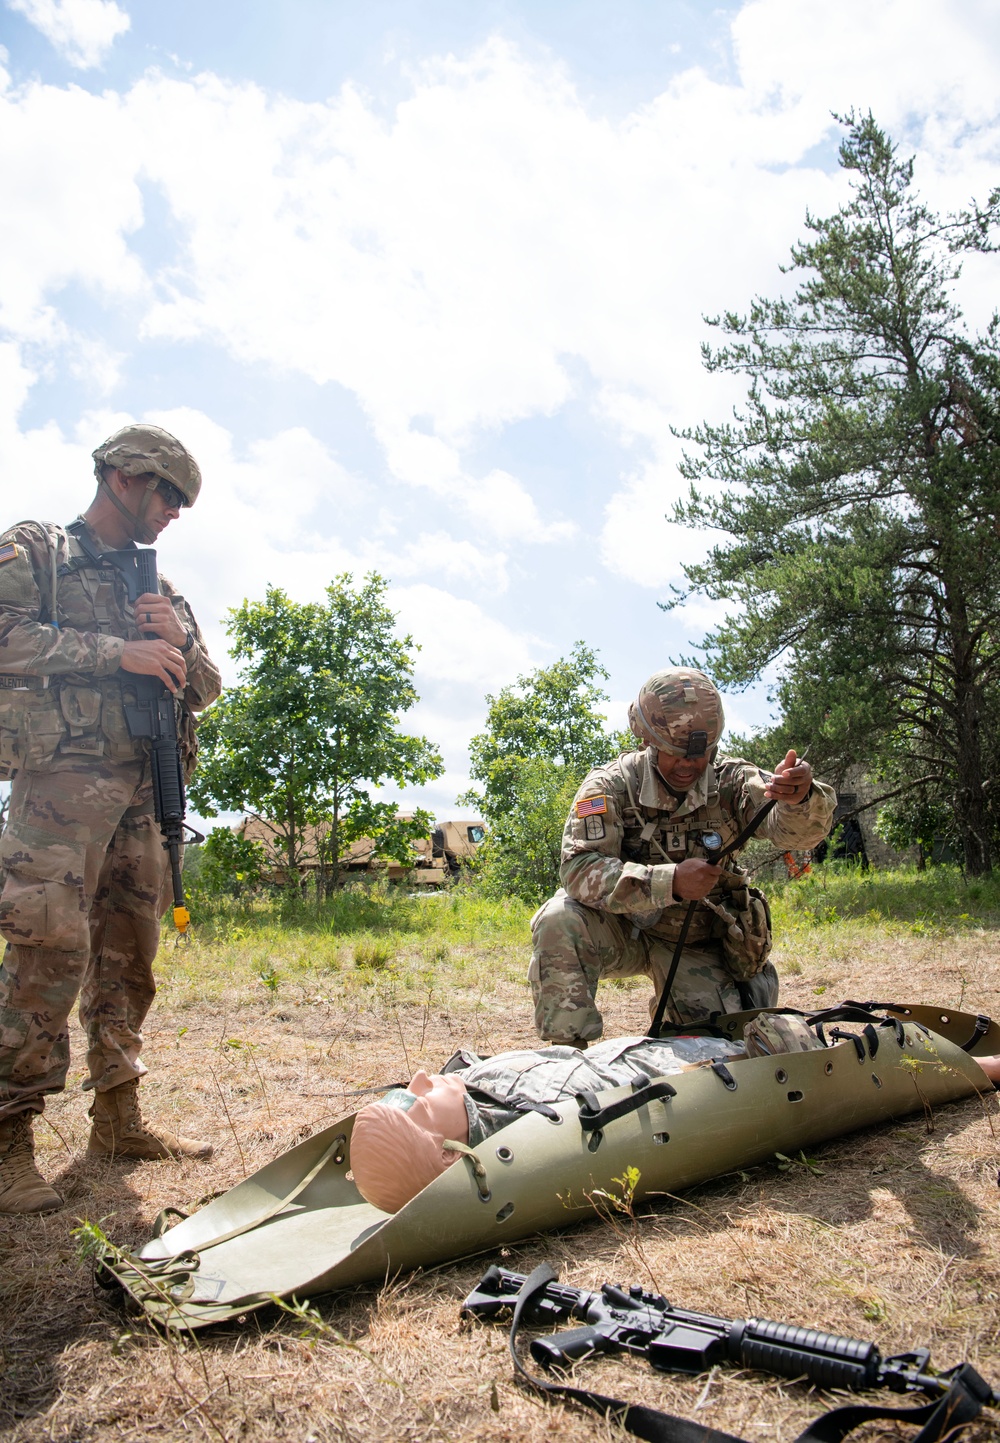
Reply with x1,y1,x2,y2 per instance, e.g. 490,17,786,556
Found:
7,0,130,69
0,71,144,339
391,583,544,689
5,13,999,565
3,0,1000,762
361,532,510,593
732,0,1000,130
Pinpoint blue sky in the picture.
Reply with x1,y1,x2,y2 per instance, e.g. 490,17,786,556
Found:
2,0,999,826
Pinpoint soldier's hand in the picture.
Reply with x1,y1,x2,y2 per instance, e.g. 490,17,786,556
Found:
672,858,722,901
766,749,813,805
133,592,187,648
120,639,187,693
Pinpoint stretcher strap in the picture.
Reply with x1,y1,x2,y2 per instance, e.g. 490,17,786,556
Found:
574,1078,677,1132
105,1130,350,1312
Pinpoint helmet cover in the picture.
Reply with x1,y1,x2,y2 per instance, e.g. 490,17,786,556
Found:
92,423,201,506
628,668,725,757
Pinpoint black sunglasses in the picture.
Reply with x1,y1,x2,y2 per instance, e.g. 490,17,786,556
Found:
155,478,187,511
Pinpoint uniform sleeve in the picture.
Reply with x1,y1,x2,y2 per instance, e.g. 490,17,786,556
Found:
0,522,125,677
559,768,683,916
717,759,837,851
159,576,222,713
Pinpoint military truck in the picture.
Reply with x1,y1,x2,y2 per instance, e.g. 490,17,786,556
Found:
331,815,485,887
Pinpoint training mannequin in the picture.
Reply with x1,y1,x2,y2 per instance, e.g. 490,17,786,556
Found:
350,1027,1000,1214
352,1023,792,1213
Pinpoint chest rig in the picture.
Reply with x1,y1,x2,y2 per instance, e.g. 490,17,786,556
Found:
616,754,744,946
0,521,166,776
55,521,148,759
617,754,732,867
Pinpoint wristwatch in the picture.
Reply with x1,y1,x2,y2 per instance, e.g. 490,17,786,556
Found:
179,630,196,655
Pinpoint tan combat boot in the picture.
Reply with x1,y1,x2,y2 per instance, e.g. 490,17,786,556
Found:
0,1113,63,1214
88,1078,213,1161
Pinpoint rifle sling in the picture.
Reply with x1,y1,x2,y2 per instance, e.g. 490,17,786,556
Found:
648,797,780,1039
505,1265,991,1443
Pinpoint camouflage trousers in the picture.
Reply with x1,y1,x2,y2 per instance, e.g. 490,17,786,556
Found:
0,754,171,1121
528,889,779,1043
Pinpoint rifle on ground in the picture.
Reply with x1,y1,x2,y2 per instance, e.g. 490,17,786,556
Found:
102,546,202,942
463,1262,997,1442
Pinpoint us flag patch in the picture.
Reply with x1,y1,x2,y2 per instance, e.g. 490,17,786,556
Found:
0,543,19,565
576,795,607,819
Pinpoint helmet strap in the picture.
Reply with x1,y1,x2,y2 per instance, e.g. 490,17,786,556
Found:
99,473,158,546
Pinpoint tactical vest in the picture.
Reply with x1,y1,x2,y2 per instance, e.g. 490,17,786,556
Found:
0,520,179,777
614,752,740,946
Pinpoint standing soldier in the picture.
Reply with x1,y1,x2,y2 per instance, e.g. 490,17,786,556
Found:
529,668,836,1046
0,424,222,1214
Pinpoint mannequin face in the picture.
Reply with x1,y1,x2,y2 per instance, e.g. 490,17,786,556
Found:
398,1070,470,1144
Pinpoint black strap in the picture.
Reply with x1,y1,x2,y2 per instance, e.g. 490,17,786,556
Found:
829,1028,867,1062
959,1015,991,1052
711,1061,738,1090
505,1267,991,1443
647,900,698,1039
794,1366,993,1443
575,1078,677,1132
465,1082,563,1124
648,798,779,1039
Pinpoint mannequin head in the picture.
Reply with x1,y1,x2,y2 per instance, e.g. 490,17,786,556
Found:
350,1069,470,1213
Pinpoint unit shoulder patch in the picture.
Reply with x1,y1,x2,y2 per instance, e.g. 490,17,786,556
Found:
576,795,607,819
584,814,606,841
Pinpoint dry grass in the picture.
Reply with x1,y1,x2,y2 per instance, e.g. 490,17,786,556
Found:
3,870,1000,1442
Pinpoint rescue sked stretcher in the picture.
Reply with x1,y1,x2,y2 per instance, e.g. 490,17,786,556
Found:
104,1001,1000,1330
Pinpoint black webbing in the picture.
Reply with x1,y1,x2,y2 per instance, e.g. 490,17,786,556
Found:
959,1015,991,1052
574,1078,677,1132
648,798,779,1039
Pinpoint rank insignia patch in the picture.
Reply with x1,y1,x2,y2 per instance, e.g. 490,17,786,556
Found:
576,795,607,819
0,544,20,566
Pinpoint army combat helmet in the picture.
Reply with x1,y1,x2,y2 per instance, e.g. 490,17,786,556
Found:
92,423,202,544
629,667,725,759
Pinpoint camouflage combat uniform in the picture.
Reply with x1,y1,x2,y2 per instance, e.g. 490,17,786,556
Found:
0,518,221,1122
441,1033,747,1143
529,746,836,1041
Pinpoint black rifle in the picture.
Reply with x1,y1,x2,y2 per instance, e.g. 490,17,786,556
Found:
463,1263,997,1443
102,546,201,941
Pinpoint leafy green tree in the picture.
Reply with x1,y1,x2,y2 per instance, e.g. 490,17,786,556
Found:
190,574,443,894
470,761,582,905
668,113,1000,873
199,827,265,898
462,643,628,903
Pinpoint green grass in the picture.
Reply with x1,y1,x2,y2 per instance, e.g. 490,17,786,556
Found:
158,879,535,1005
770,861,1000,934
158,863,1000,1007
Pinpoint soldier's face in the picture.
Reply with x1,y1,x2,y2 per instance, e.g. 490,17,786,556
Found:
656,750,710,792
115,471,183,537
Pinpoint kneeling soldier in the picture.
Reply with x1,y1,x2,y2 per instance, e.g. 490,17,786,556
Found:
529,668,836,1045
